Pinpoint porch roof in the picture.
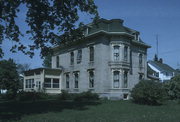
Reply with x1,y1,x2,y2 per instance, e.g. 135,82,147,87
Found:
24,68,62,76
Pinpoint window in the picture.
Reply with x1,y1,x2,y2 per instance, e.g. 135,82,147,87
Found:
70,52,74,65
44,78,51,88
113,71,120,88
89,71,94,88
139,54,143,66
53,79,59,88
44,78,60,88
77,50,82,64
139,74,143,80
124,46,128,61
66,74,70,88
89,46,94,62
74,73,79,88
56,56,59,68
113,46,120,61
25,79,34,88
123,71,128,88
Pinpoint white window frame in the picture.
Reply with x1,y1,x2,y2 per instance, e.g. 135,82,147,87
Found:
113,45,120,61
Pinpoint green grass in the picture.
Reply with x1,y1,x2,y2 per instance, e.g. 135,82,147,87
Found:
0,100,180,122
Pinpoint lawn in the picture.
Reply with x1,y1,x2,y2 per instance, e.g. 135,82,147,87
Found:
0,100,180,122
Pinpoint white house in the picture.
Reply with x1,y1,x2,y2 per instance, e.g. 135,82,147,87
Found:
24,18,150,99
148,60,175,82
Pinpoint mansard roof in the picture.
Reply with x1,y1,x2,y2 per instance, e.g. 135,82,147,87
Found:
53,18,150,52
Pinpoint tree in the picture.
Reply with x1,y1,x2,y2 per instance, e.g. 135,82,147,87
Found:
0,59,20,98
164,75,180,100
17,63,31,74
0,0,99,58
42,54,52,68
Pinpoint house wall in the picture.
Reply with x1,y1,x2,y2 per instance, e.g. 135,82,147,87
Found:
52,35,148,99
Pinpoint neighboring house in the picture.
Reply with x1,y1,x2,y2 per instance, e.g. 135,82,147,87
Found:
24,18,150,99
148,60,176,82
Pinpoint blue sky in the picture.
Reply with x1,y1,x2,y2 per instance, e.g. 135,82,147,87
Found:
2,0,180,69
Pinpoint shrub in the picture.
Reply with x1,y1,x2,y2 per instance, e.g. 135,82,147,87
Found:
74,91,99,102
164,75,180,100
131,80,166,105
17,91,48,101
58,90,72,100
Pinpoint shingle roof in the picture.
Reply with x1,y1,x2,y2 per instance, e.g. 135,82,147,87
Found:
24,68,62,76
148,60,175,73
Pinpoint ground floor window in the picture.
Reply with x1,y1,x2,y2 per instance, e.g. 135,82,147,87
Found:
25,79,34,88
74,73,79,88
139,74,143,80
89,70,94,88
66,74,70,88
44,78,60,88
113,71,120,88
123,71,128,88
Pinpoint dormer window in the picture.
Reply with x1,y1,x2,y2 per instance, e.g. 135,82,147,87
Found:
134,33,139,41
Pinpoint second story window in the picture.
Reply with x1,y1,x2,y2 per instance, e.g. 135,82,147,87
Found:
124,46,128,61
139,54,143,66
56,56,59,68
77,50,82,64
90,46,94,62
113,46,120,61
70,52,74,65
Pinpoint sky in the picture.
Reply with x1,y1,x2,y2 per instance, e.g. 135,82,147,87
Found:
2,0,180,69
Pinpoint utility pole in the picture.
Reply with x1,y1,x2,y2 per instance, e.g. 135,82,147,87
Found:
156,34,159,58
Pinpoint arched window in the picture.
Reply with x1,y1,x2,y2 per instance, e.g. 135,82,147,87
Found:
89,71,94,88
89,46,94,62
113,46,120,61
56,56,59,68
77,49,82,64
139,54,143,66
66,74,70,88
70,52,74,65
74,73,79,88
113,71,120,88
123,71,128,88
124,46,128,61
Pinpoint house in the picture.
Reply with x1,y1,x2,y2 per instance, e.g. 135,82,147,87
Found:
148,60,176,82
24,18,150,99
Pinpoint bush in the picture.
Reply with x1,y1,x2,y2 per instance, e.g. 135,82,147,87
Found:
131,80,166,105
163,75,180,100
58,90,73,100
74,91,99,102
17,91,48,101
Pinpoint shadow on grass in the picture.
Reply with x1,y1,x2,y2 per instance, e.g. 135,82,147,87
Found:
0,100,101,121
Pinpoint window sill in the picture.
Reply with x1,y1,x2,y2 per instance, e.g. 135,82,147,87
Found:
110,88,129,90
45,88,60,89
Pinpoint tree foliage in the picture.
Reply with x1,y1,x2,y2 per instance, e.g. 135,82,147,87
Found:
42,54,52,68
163,75,180,100
0,0,99,58
0,59,20,98
17,63,31,74
131,80,166,105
